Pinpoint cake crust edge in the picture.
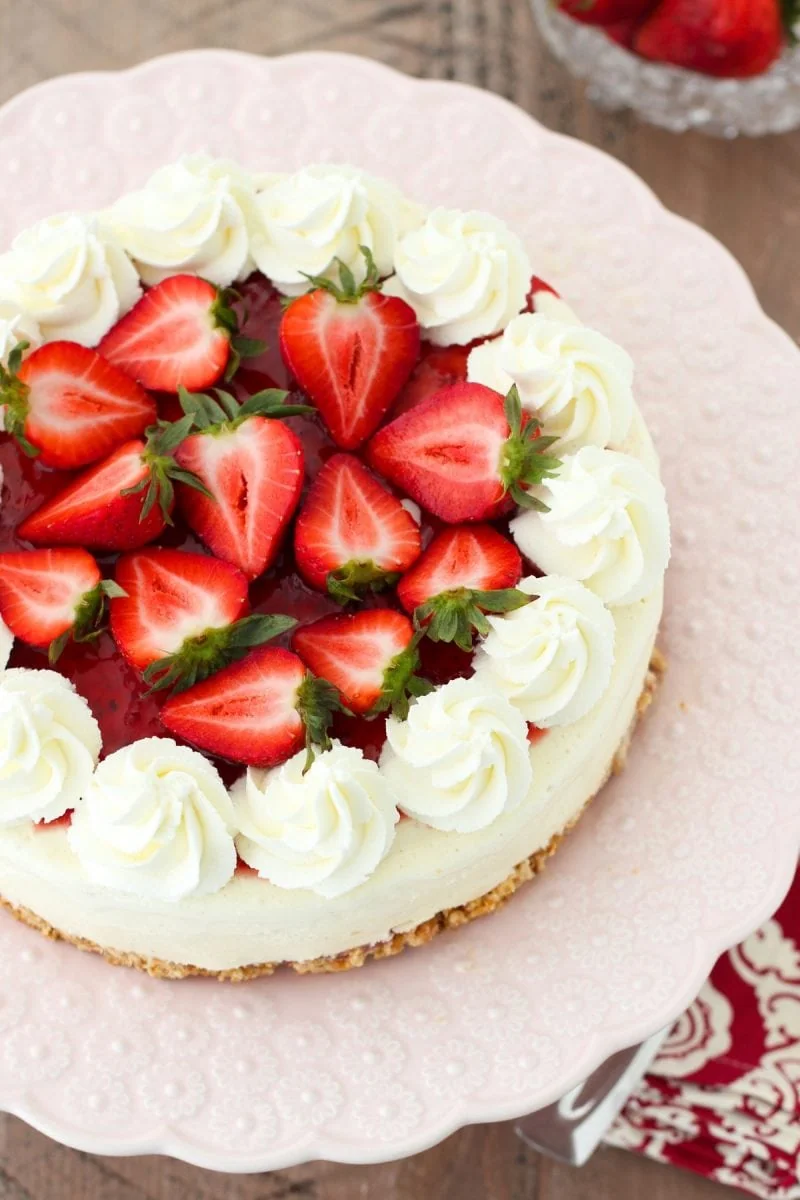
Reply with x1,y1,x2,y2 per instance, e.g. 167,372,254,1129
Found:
0,648,666,983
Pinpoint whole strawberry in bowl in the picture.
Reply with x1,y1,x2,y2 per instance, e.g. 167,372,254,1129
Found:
533,0,800,135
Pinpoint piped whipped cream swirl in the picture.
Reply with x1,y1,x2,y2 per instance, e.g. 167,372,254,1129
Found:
233,742,399,898
384,207,531,346
251,164,421,296
473,575,615,727
511,447,670,607
0,670,101,826
105,155,259,287
68,739,236,901
0,213,140,345
467,312,634,453
380,676,532,833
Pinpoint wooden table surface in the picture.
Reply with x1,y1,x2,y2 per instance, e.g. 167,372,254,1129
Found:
0,2,797,1197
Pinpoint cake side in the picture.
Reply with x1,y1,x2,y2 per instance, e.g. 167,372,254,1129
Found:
0,649,664,980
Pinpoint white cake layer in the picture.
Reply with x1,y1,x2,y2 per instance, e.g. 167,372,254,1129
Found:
0,410,662,972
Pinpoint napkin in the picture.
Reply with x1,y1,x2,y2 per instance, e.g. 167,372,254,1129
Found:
607,869,800,1198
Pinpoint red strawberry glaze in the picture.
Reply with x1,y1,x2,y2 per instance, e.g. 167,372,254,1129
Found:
35,811,73,829
0,271,548,777
528,724,549,745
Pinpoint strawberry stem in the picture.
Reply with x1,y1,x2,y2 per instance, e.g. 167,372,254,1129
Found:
178,385,313,434
123,418,213,525
143,613,297,696
299,245,382,305
367,634,432,721
414,586,531,653
48,578,127,665
295,673,348,773
224,335,268,383
326,560,400,605
211,287,242,338
0,340,38,458
499,386,562,512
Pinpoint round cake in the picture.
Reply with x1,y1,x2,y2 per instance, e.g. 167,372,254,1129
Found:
0,157,670,978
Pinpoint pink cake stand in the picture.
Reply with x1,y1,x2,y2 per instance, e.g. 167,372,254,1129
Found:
0,50,797,1172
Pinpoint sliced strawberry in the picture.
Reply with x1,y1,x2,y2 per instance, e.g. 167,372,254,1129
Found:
292,609,431,719
397,525,527,652
391,343,470,418
634,0,784,78
397,525,523,610
110,547,294,694
160,645,343,769
279,250,420,450
294,453,422,603
98,275,243,393
0,341,156,470
0,547,123,663
366,383,562,524
17,418,208,551
173,386,308,579
557,0,658,23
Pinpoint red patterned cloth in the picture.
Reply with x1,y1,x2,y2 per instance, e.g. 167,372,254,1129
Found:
607,872,800,1197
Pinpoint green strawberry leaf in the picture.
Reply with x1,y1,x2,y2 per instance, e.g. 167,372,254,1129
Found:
326,559,399,605
499,385,561,511
299,245,383,305
143,612,297,696
296,673,349,773
415,585,532,652
366,633,432,722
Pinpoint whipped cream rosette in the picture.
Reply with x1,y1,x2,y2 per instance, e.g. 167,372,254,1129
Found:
380,676,532,833
233,742,399,898
511,446,670,607
473,575,615,727
68,738,236,901
467,312,634,453
251,164,421,296
0,669,101,826
105,154,260,288
384,207,532,346
0,213,140,345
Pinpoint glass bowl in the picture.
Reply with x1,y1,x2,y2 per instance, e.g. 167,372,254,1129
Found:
532,0,800,137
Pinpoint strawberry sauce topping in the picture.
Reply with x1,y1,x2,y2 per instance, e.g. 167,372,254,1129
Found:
0,271,549,783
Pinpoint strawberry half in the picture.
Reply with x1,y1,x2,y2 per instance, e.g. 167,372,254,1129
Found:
557,0,657,23
174,386,309,579
292,609,431,719
0,340,156,470
367,383,562,524
160,645,344,770
0,547,124,663
397,525,528,651
634,0,784,78
110,547,295,694
293,453,422,603
17,418,209,551
98,275,252,393
279,248,420,450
